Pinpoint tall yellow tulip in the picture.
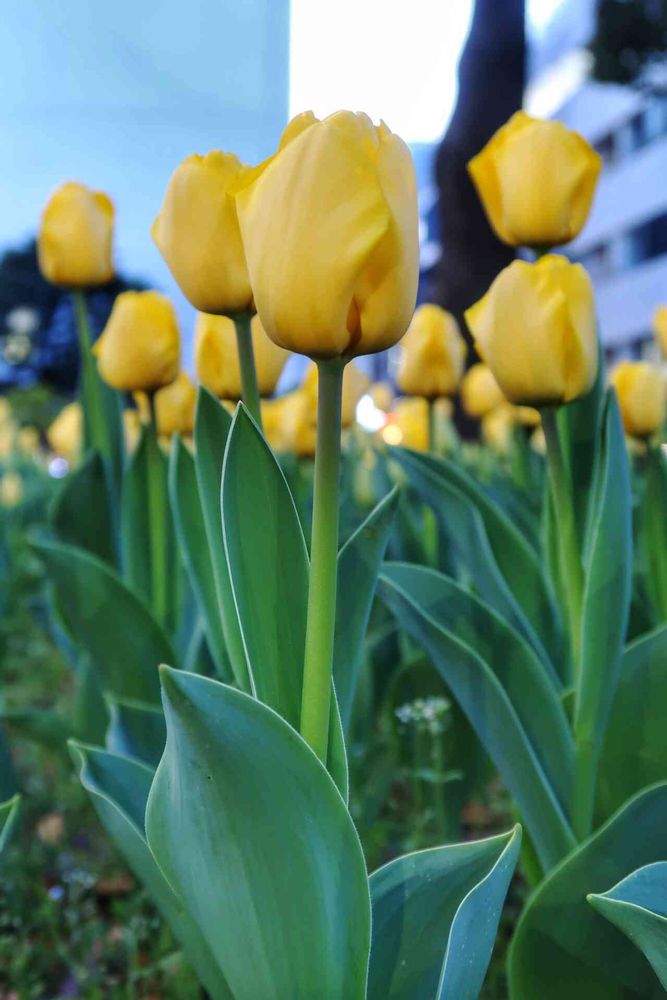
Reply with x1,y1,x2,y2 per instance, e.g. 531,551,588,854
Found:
460,363,505,418
465,255,598,407
195,312,289,400
610,361,666,439
47,402,83,464
397,304,466,399
468,112,601,248
653,306,667,357
94,291,180,393
154,371,197,437
387,397,429,452
38,182,114,288
235,110,419,360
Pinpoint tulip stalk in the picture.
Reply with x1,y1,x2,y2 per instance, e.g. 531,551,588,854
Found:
72,290,110,458
300,359,345,762
146,394,170,627
234,313,263,431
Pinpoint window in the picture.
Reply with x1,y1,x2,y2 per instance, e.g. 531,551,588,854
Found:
625,212,667,266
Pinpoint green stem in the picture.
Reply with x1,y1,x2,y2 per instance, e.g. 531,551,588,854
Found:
572,736,596,841
428,398,437,454
234,313,263,430
147,395,169,627
300,360,344,762
72,290,106,455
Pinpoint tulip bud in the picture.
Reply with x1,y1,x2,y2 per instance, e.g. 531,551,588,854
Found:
195,312,289,400
468,112,601,248
465,255,598,408
93,291,180,393
396,304,466,399
481,404,516,454
281,390,318,457
17,426,40,456
154,371,197,438
38,182,114,288
369,381,393,413
235,110,419,359
610,361,666,439
653,306,667,357
460,363,505,418
386,397,429,452
152,152,254,315
47,402,83,464
0,472,23,508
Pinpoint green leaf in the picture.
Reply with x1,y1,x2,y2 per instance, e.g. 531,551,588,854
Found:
105,696,166,768
596,626,667,822
509,782,667,1000
70,742,231,999
641,448,667,622
588,862,667,991
221,405,347,798
0,707,71,752
50,450,116,565
0,795,20,856
169,437,230,680
193,389,249,691
146,668,370,1000
368,825,521,1000
120,426,153,604
334,487,399,733
557,354,604,541
391,447,561,682
33,539,173,703
379,564,575,872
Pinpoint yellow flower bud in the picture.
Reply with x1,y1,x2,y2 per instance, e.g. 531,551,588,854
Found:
0,472,23,508
386,397,429,452
0,399,12,426
154,371,197,438
47,402,82,464
17,426,40,455
152,152,254,315
369,381,393,413
396,304,466,399
281,390,317,457
235,110,419,359
468,112,601,248
610,361,666,439
460,363,505,418
465,254,598,407
481,403,516,454
94,291,180,392
0,425,14,460
38,182,114,288
653,306,667,357
123,408,143,455
195,312,289,400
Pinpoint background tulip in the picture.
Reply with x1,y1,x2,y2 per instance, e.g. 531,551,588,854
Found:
465,254,598,407
610,361,666,439
468,111,601,248
93,291,180,393
397,304,466,399
301,361,370,428
38,181,114,288
47,402,82,464
0,471,23,508
460,363,505,418
388,397,429,452
195,312,289,400
235,110,419,360
154,371,197,437
481,403,516,454
653,306,667,357
152,152,254,315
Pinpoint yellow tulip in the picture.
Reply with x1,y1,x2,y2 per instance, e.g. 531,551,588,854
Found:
0,398,12,426
468,111,601,248
465,254,598,407
235,110,419,359
195,312,289,400
481,404,516,454
152,152,254,315
47,402,82,464
38,181,114,288
396,304,466,399
154,371,197,437
94,291,180,392
653,306,667,357
514,405,541,428
281,390,318,457
261,395,290,453
0,472,23,508
385,397,429,452
17,426,40,455
369,381,393,413
610,361,666,439
460,363,505,418
123,408,143,455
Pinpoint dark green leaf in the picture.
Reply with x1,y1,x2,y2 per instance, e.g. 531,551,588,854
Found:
0,795,20,856
50,450,116,565
105,696,166,768
120,427,152,604
641,448,667,622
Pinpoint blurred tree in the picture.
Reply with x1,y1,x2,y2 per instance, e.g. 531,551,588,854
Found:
590,0,667,90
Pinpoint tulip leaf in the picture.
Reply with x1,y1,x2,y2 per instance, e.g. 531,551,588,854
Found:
33,539,172,703
221,404,347,799
0,794,20,856
378,563,575,872
391,447,562,684
70,742,232,999
509,782,667,999
193,389,249,691
146,668,371,1000
120,426,153,604
596,625,667,822
105,695,166,768
588,862,667,990
50,449,116,565
641,447,667,622
169,436,230,681
368,825,521,1000
557,356,604,541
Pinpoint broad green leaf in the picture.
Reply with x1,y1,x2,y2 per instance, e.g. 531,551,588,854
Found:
0,794,20,856
368,825,521,1000
71,655,109,744
50,450,116,565
33,540,173,703
391,447,560,683
193,389,249,691
120,426,152,603
588,862,667,990
334,487,399,733
221,405,347,799
597,626,667,822
641,448,667,622
509,782,667,999
105,696,166,768
70,742,231,999
379,564,575,872
169,438,230,680
146,668,370,1000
